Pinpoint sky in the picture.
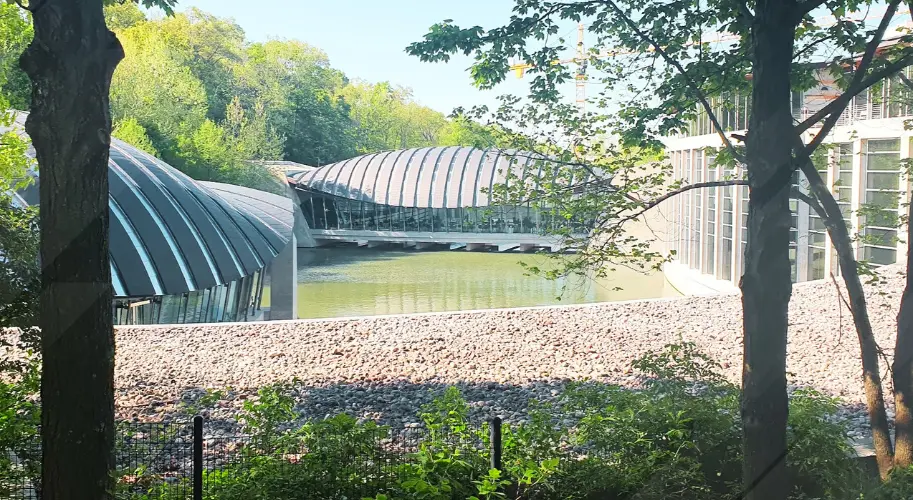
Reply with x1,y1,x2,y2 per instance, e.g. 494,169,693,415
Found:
165,0,585,115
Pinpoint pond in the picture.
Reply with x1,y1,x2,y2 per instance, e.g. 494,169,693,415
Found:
263,247,680,319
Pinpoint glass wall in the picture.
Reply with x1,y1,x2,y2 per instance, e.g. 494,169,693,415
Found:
831,143,855,276
298,191,593,235
682,151,692,264
685,91,806,137
691,150,703,268
807,156,828,281
740,183,749,275
112,270,264,326
862,139,902,266
721,164,735,281
789,171,800,282
704,155,717,274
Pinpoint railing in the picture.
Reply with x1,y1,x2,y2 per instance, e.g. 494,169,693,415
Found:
1,416,505,500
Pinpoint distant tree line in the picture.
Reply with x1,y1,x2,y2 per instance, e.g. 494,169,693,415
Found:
0,3,504,193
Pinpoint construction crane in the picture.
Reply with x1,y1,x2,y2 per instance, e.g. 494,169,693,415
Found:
509,23,740,113
509,24,590,112
509,8,909,114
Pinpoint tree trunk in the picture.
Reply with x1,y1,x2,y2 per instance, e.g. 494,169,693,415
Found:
800,160,895,477
740,1,796,497
893,193,913,468
19,1,124,498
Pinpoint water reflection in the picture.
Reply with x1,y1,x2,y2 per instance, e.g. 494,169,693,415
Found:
267,247,679,319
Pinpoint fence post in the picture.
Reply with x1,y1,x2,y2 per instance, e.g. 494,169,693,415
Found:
193,415,203,500
489,417,502,471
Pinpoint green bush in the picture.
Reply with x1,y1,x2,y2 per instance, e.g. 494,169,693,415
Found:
864,465,913,499
154,342,870,500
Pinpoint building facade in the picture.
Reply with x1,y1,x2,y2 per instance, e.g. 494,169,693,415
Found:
7,113,294,325
289,146,593,251
662,66,913,292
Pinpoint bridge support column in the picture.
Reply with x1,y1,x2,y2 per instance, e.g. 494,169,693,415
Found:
268,233,298,320
466,243,488,252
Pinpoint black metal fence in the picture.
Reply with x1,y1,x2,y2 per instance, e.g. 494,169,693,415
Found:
1,416,504,500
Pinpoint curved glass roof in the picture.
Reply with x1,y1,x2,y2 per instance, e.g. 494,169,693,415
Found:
288,146,556,209
6,113,292,298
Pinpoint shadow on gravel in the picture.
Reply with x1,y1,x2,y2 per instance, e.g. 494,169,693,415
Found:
117,378,877,441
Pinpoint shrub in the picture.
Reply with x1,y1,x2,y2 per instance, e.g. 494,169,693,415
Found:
174,342,867,500
864,465,913,499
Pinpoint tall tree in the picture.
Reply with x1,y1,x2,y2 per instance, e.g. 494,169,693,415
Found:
0,4,31,110
110,18,208,155
14,0,175,498
237,40,356,165
408,0,913,495
156,8,246,123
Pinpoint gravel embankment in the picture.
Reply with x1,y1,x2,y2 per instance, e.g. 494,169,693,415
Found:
114,265,905,437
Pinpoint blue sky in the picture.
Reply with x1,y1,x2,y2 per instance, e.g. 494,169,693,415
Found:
168,0,583,115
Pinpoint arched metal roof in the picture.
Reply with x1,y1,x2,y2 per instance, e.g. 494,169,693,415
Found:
6,113,291,298
288,147,555,208
199,181,294,250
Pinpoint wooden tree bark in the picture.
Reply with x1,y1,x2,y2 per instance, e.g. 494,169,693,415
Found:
800,161,896,477
740,0,796,497
893,194,913,468
19,0,124,498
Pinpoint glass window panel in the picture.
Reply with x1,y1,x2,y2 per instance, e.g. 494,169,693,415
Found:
865,189,900,207
864,246,897,265
865,172,900,190
158,295,181,323
808,247,826,281
865,209,899,229
867,139,900,153
867,155,901,171
864,227,897,246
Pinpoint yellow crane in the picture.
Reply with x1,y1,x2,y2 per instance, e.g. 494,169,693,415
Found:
509,24,740,113
509,24,591,112
509,9,909,113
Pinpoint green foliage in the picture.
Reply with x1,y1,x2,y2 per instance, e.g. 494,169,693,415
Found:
0,4,31,110
148,344,869,500
339,80,447,153
112,117,159,156
175,119,239,181
0,193,40,498
104,2,147,31
864,466,913,499
631,340,730,386
0,350,39,498
0,195,39,331
111,18,210,150
4,5,500,194
437,113,507,149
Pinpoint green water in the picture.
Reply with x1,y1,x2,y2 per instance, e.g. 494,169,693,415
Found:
264,247,679,319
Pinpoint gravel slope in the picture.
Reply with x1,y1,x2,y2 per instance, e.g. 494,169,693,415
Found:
114,265,905,435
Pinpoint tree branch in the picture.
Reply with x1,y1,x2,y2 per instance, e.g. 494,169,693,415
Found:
737,1,755,22
796,0,904,135
795,0,830,19
899,70,913,90
597,0,744,163
793,33,839,61
753,1,906,207
636,179,747,212
793,189,825,219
